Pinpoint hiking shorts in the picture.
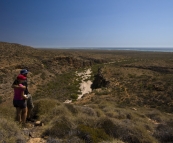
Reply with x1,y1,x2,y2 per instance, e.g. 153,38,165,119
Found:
13,99,27,109
27,94,34,109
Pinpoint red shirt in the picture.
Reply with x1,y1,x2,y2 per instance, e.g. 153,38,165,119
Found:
13,84,25,100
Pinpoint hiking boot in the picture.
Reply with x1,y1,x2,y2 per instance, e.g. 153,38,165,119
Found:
26,118,35,122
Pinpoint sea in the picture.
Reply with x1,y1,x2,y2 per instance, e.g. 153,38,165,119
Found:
43,47,173,52
90,47,173,52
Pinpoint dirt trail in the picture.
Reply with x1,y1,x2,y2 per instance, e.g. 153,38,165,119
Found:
77,69,92,99
27,138,46,143
21,122,47,143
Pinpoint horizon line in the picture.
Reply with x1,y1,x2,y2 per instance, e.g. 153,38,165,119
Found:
35,47,173,49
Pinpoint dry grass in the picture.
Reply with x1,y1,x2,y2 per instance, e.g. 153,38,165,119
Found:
0,117,26,142
29,97,173,142
0,105,16,121
1,43,173,142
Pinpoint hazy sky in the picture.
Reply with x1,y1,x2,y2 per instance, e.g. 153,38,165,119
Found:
0,0,173,48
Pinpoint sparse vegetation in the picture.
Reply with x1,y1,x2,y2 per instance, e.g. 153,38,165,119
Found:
1,42,173,142
0,117,26,143
34,71,81,101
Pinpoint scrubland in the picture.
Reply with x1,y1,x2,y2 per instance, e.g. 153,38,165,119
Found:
0,42,173,142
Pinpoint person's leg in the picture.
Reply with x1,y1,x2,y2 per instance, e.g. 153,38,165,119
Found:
13,100,20,121
15,108,18,121
17,99,27,124
27,94,34,121
16,107,22,123
21,107,27,124
27,108,32,119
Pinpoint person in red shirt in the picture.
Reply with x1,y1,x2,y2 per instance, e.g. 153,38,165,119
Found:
12,69,34,122
13,74,28,124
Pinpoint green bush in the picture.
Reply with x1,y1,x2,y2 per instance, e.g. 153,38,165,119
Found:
43,116,75,138
94,88,110,96
70,94,78,100
100,118,157,143
33,71,80,101
33,98,57,119
77,124,110,143
65,103,78,114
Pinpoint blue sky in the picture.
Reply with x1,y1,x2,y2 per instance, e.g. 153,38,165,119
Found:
0,0,173,48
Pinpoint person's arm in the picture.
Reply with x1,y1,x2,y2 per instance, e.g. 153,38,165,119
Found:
12,84,26,89
19,84,28,100
11,80,26,89
21,90,28,100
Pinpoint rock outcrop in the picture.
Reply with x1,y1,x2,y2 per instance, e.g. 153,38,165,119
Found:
91,67,110,89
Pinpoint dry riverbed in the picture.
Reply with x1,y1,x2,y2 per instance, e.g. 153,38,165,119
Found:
64,69,92,103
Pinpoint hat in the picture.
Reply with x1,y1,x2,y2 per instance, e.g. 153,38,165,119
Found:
17,74,27,80
20,69,28,75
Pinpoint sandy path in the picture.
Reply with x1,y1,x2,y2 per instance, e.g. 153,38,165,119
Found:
27,138,46,143
77,69,92,99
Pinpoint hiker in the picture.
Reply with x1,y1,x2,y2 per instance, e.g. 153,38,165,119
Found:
13,74,28,124
12,69,34,122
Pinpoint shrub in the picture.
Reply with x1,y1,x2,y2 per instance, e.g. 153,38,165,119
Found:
100,118,157,143
33,71,80,101
77,106,97,117
77,124,110,143
94,108,105,117
32,98,57,119
128,74,136,78
0,75,3,84
40,102,73,123
70,94,78,100
0,118,26,142
0,96,3,104
146,110,162,122
40,72,46,80
43,115,76,138
154,124,173,142
47,137,84,143
0,106,16,120
94,88,111,96
65,103,78,114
